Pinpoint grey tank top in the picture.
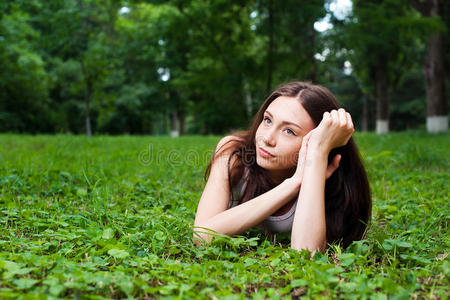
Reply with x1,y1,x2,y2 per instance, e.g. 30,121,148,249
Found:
229,168,297,233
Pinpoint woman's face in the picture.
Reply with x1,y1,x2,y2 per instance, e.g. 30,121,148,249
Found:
255,96,315,175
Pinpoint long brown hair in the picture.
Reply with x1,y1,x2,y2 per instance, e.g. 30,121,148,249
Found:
204,81,371,248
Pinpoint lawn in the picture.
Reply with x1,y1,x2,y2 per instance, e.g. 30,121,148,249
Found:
0,132,448,299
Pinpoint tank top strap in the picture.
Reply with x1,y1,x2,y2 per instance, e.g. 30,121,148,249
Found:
229,167,249,208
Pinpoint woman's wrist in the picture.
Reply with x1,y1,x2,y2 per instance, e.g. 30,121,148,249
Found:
283,177,301,194
307,144,330,161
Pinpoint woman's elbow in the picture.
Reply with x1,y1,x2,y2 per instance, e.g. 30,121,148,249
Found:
192,224,213,246
290,243,325,254
192,232,209,246
290,238,327,253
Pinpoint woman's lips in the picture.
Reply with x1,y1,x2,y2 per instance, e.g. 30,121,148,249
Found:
258,147,275,158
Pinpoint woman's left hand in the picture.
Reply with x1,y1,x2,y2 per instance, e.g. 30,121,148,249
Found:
308,108,354,155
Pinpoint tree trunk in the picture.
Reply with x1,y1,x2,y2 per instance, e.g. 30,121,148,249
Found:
85,104,92,137
309,21,317,83
245,89,252,118
84,78,92,137
411,0,448,132
266,0,274,93
243,79,252,118
362,95,369,132
81,62,92,137
170,112,179,137
179,112,186,136
424,26,447,133
161,112,167,135
375,56,389,134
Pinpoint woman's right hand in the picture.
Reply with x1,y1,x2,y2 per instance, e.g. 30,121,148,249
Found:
290,131,313,187
290,117,344,188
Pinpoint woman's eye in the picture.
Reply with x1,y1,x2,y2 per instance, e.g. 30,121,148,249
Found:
263,117,271,125
285,128,296,136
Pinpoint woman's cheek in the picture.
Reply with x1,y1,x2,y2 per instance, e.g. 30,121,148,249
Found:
277,150,296,168
287,145,302,167
290,152,299,167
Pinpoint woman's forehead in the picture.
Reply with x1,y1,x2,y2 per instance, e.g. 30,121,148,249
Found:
266,97,311,121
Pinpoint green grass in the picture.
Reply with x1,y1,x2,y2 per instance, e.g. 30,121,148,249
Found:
0,132,448,299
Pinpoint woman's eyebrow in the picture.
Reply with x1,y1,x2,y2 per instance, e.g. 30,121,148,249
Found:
265,110,303,130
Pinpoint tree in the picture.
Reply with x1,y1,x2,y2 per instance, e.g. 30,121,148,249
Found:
256,0,326,90
28,0,121,136
411,0,448,133
345,0,428,133
170,0,257,134
0,6,51,132
104,3,175,134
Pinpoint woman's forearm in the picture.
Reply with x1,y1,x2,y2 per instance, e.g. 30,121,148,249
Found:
291,148,328,252
194,178,299,243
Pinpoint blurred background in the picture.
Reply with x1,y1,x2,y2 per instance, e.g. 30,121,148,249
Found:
0,0,448,136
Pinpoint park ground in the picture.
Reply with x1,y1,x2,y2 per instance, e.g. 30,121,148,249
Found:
0,132,448,299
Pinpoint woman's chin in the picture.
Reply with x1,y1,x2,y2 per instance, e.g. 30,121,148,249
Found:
256,156,276,169
257,156,295,171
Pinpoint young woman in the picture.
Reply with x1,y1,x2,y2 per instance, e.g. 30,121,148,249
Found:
193,81,371,252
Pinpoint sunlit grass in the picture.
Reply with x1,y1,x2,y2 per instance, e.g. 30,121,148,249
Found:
0,132,448,298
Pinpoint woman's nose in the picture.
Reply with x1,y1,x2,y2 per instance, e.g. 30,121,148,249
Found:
262,129,276,146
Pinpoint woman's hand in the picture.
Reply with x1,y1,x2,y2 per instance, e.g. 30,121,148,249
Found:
290,108,352,187
290,109,352,252
290,131,342,188
308,108,354,155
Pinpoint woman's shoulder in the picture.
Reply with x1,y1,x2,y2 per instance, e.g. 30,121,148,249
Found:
215,135,245,155
210,135,246,179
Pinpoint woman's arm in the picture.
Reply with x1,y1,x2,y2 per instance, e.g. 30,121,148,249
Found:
193,136,300,244
290,146,328,251
194,178,299,243
291,109,354,252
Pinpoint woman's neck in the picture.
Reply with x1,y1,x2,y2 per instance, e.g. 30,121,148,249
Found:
267,167,295,185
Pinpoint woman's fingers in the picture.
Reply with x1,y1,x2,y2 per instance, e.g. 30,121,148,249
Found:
315,109,355,151
294,131,314,183
338,108,347,127
323,109,350,127
346,112,354,130
298,131,312,163
330,110,339,125
332,108,354,132
303,130,313,143
318,111,330,129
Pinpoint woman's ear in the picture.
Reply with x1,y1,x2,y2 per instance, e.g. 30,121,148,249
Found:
325,154,341,179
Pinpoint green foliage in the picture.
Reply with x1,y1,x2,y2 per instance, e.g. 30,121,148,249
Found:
389,68,427,130
0,133,448,298
0,9,50,132
0,0,448,134
344,0,430,95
